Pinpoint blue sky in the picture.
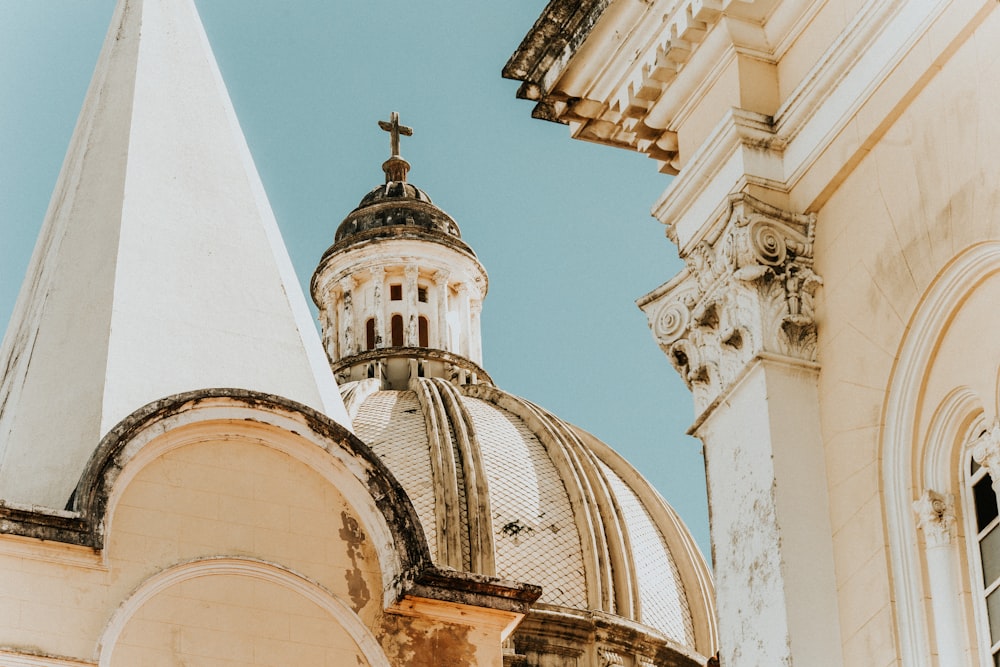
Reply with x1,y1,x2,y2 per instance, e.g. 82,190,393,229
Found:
0,1,709,556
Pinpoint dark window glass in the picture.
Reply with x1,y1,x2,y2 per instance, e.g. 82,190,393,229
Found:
976,476,999,532
418,316,429,347
390,284,402,301
418,287,428,303
983,526,1000,587
365,318,376,350
988,587,1000,643
391,314,404,346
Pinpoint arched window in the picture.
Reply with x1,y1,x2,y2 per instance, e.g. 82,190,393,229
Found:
365,318,376,351
418,316,429,347
967,450,1000,663
391,314,404,347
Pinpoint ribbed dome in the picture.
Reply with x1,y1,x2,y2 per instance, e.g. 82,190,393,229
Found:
341,377,712,656
333,180,463,247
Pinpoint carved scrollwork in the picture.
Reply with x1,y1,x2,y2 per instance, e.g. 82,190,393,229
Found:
913,489,955,548
640,194,821,413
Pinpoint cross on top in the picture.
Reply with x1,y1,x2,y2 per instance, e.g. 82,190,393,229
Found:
377,112,413,157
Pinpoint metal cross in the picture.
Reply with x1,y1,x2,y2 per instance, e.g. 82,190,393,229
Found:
377,112,413,157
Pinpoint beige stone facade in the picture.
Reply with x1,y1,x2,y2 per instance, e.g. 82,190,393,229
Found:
506,0,1000,665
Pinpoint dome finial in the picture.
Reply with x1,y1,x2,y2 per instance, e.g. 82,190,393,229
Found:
377,111,413,183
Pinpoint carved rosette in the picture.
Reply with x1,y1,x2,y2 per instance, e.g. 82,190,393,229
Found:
641,194,821,412
913,490,956,548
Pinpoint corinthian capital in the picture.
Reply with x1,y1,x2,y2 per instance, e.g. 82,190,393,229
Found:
913,490,956,548
638,194,821,413
971,419,1000,490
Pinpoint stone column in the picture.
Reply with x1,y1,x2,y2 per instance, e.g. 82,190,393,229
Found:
318,295,337,361
913,489,964,667
470,299,483,365
434,270,450,351
640,194,840,667
339,277,355,357
405,265,419,346
370,266,385,349
456,283,471,358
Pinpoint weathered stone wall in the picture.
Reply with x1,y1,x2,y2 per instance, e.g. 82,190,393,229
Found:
810,7,1000,664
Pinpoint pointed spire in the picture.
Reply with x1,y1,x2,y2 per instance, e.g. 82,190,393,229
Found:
0,0,349,507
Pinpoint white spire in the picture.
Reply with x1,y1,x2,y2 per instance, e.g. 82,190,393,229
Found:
0,0,349,507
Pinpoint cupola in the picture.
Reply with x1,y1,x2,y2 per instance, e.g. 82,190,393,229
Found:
311,113,489,390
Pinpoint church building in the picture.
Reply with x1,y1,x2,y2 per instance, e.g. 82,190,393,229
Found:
0,1,715,666
504,0,1000,665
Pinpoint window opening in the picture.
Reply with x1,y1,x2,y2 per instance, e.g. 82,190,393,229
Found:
968,450,1000,662
391,314,404,346
365,318,376,351
390,284,402,301
418,286,428,303
418,316,429,347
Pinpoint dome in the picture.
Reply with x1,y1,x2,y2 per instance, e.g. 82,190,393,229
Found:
332,179,466,250
341,377,715,662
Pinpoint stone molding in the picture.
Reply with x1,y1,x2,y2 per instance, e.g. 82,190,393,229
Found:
970,419,1000,491
913,490,956,548
639,194,820,412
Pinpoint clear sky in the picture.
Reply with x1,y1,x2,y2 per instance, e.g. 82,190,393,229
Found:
0,1,709,557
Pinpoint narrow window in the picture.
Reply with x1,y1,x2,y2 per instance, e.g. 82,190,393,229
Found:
365,318,376,350
968,451,1000,662
390,284,402,301
418,316,429,347
391,314,404,346
417,286,428,303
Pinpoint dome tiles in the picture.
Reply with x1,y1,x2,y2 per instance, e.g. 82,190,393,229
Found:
342,377,697,646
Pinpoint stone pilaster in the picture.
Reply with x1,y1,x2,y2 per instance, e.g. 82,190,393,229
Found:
405,265,419,346
435,270,450,351
339,277,356,357
456,283,471,358
371,266,385,350
642,194,839,667
470,300,483,365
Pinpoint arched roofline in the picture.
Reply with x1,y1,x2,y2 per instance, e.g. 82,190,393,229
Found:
0,388,541,614
69,388,428,570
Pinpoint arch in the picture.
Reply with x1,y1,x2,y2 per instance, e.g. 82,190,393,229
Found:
71,389,433,607
391,314,404,346
883,241,1000,667
97,557,391,667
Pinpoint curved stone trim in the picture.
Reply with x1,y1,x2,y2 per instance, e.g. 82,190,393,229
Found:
463,384,638,616
321,225,477,263
96,557,392,667
882,242,1000,667
332,347,494,386
431,378,498,576
512,604,708,667
573,427,718,656
410,379,466,570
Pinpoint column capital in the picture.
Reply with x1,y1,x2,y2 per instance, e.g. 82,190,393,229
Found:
971,419,1000,489
913,489,956,548
404,265,419,280
640,194,821,413
433,269,450,286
